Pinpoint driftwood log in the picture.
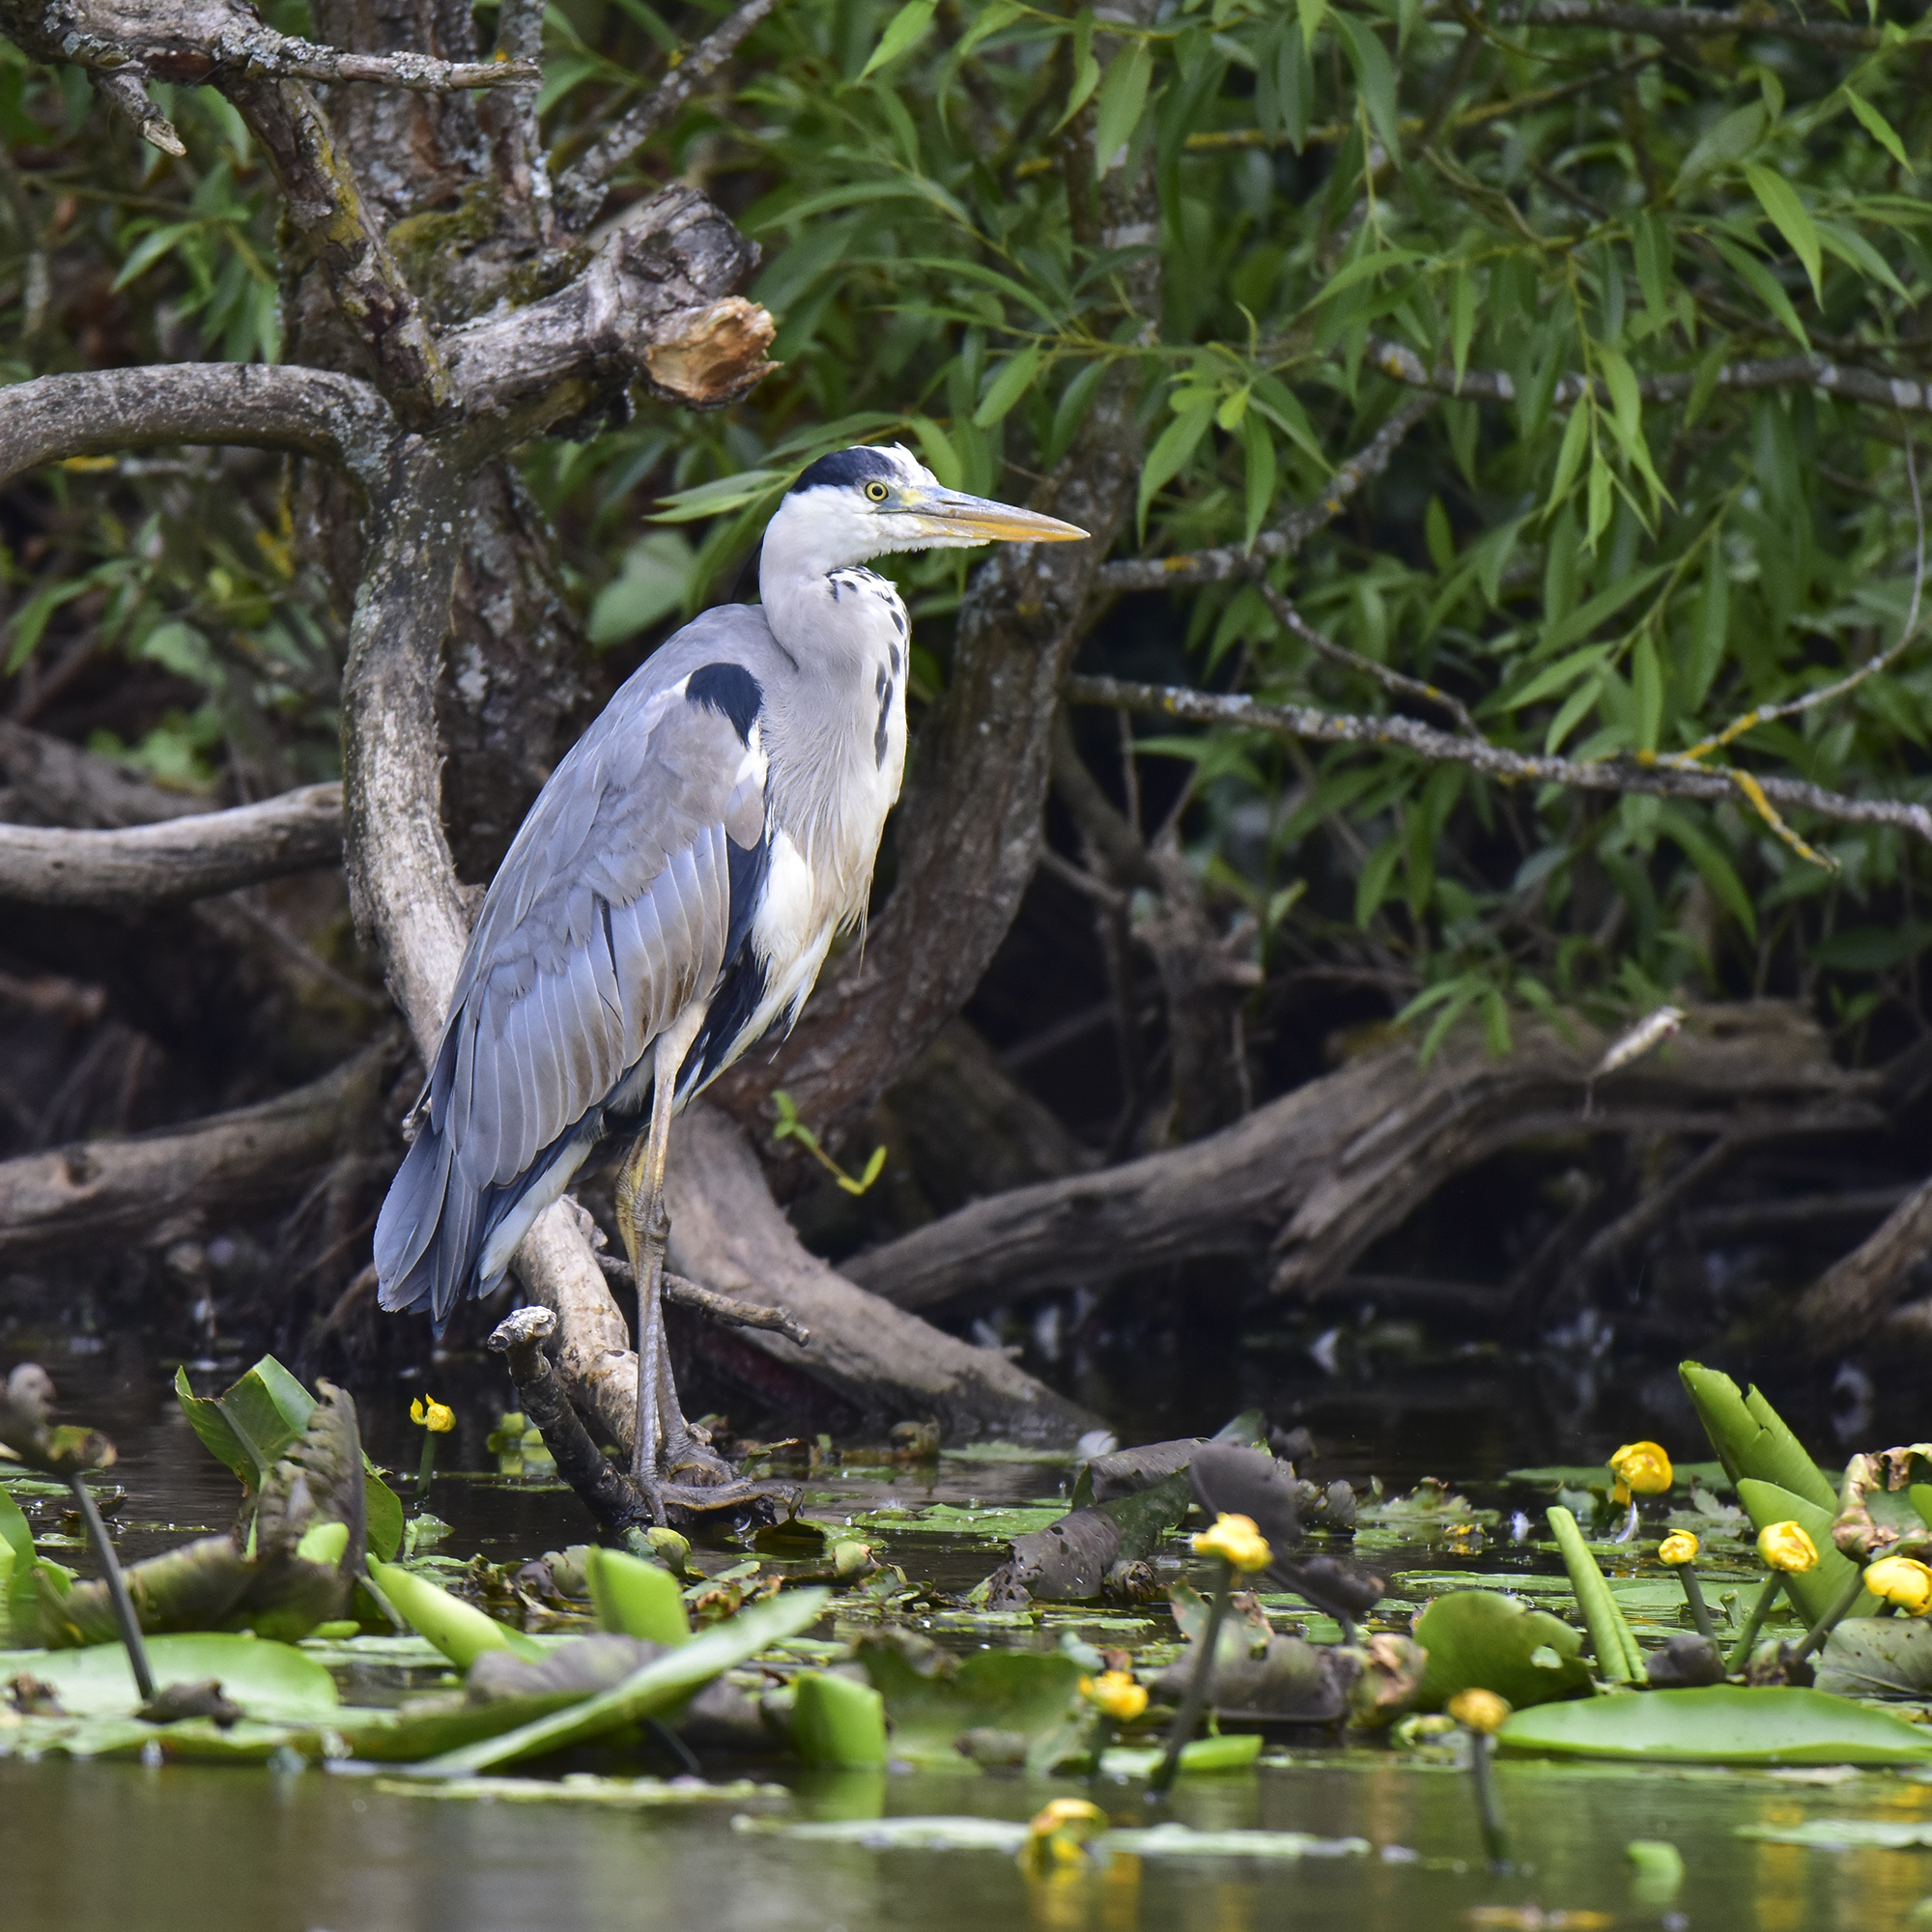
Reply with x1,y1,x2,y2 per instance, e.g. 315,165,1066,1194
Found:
844,1004,1885,1319
0,1037,393,1264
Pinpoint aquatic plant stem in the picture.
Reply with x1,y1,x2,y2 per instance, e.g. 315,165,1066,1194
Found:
67,1472,154,1702
1672,1562,1716,1641
1151,1558,1233,1797
1724,1573,1786,1674
1792,1568,1867,1663
415,1432,437,1501
1467,1732,1512,1872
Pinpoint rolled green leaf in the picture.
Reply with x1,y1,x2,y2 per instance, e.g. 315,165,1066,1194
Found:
1733,1480,1876,1627
1548,1506,1643,1683
406,1587,831,1777
367,1557,544,1668
585,1547,690,1646
792,1669,888,1768
1679,1363,1836,1510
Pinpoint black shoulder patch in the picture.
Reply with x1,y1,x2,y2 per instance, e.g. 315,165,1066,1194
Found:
788,446,898,497
685,662,763,743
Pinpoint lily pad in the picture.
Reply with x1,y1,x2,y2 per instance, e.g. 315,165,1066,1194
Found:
1816,1616,1932,1700
0,1632,339,1719
1736,1818,1932,1849
1412,1589,1593,1709
375,1774,785,1806
1499,1685,1932,1765
857,1630,1081,1763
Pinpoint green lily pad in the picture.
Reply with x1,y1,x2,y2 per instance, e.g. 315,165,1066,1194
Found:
375,1774,785,1805
1499,1685,1932,1764
1816,1616,1932,1700
858,1633,1081,1764
1412,1589,1593,1709
1736,1818,1932,1849
1099,1734,1264,1776
0,1632,339,1719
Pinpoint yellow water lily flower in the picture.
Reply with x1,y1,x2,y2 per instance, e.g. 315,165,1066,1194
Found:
1608,1440,1673,1501
411,1396,456,1434
1192,1512,1272,1575
1757,1520,1819,1574
1657,1531,1700,1566
1021,1797,1107,1871
1865,1555,1932,1615
1081,1670,1149,1723
1447,1688,1511,1736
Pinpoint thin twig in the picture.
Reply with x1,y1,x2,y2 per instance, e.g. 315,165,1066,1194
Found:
1666,438,1926,768
594,1252,810,1348
1095,392,1436,592
1064,672,1932,847
555,0,780,223
1464,1,1880,50
1363,334,1932,420
1254,577,1482,739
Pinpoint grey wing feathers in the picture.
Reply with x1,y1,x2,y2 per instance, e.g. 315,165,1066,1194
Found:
375,610,779,1326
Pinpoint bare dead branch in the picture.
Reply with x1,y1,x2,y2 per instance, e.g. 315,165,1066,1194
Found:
1469,1,1880,49
1065,672,1932,847
90,69,185,156
555,0,781,227
0,784,343,907
1094,392,1437,592
0,1038,394,1266
441,185,775,419
1363,333,1932,419
0,365,396,491
0,0,538,91
843,1007,1874,1318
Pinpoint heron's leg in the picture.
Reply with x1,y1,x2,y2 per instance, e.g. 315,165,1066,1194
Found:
614,1039,681,1518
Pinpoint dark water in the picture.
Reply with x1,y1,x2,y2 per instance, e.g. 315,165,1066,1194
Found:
7,1328,1930,1929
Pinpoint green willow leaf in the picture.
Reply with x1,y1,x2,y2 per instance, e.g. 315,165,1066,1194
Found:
859,0,938,79
973,343,1045,428
1093,42,1154,178
1745,164,1824,301
1136,397,1215,538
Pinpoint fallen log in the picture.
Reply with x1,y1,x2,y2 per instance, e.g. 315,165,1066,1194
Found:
843,1004,1881,1319
0,1037,393,1264
0,782,343,906
664,1104,1101,1442
1792,1174,1932,1353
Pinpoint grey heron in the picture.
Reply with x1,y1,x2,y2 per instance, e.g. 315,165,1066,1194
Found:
373,444,1087,1520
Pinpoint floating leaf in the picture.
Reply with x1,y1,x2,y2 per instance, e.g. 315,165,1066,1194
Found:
1413,1589,1593,1710
0,1632,338,1720
1816,1615,1932,1700
1500,1686,1932,1765
793,1669,889,1768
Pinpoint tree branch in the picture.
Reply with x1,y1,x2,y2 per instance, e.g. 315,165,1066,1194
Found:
554,0,781,228
0,784,343,907
441,185,775,421
1094,391,1437,593
0,1038,394,1267
0,365,396,492
1065,673,1932,848
1362,334,1932,419
1793,1173,1932,1351
1468,2,1880,49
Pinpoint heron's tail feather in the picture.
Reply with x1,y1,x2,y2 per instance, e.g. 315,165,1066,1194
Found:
374,1124,484,1335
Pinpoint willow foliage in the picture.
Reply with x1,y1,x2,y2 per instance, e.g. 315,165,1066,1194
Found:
4,0,1931,1054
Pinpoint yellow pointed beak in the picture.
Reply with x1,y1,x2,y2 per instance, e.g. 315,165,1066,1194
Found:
906,489,1089,544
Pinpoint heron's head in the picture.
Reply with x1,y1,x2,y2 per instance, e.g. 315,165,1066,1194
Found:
774,444,1089,571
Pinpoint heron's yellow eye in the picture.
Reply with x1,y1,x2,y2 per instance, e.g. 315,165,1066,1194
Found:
865,480,890,502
